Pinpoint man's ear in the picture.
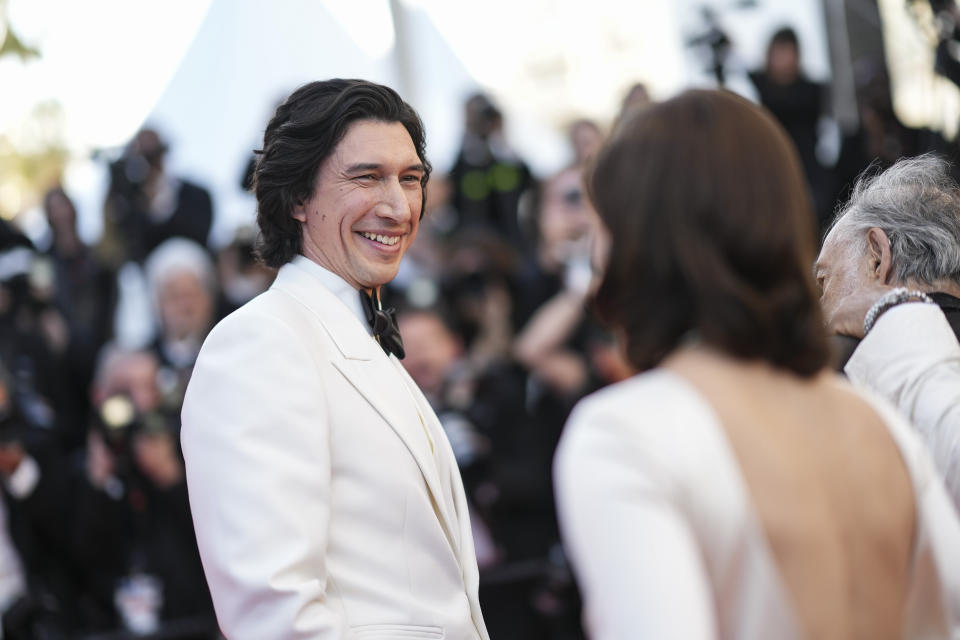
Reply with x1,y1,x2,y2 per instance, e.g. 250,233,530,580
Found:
866,227,893,284
292,198,308,223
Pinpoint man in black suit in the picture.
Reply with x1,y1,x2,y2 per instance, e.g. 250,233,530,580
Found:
103,128,214,266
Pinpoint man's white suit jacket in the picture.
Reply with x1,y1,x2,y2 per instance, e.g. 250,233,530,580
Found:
845,302,960,512
181,256,489,640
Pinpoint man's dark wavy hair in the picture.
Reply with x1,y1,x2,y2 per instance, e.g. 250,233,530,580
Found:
253,79,432,267
588,89,829,376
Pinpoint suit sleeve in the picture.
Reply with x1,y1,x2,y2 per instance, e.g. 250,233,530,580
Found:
181,310,345,639
845,303,960,510
553,401,717,640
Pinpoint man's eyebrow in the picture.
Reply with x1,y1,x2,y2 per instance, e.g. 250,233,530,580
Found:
344,163,382,174
343,162,425,174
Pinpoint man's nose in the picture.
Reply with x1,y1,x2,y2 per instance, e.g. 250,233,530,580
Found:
376,178,411,221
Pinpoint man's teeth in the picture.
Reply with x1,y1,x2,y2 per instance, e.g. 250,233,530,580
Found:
360,232,399,246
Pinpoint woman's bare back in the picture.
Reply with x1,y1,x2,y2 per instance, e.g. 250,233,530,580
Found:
666,347,916,640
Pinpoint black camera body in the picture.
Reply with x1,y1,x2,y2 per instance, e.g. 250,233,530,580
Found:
94,394,173,482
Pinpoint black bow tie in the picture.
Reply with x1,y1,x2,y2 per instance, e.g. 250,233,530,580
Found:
359,290,405,359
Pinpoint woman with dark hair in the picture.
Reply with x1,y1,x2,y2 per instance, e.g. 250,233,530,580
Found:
553,90,960,639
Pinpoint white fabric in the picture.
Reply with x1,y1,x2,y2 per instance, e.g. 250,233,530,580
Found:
0,487,26,625
0,456,35,628
554,371,960,640
113,261,156,349
148,175,181,223
292,257,369,333
0,247,32,281
4,455,39,500
181,256,488,640
845,303,960,512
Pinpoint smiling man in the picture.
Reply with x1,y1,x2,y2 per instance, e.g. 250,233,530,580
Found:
181,80,489,640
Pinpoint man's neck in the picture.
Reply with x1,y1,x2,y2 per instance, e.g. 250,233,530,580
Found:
911,278,960,298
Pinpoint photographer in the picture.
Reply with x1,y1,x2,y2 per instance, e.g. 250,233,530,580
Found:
514,165,612,400
0,354,93,640
5,219,96,450
100,128,213,269
43,187,118,453
144,239,218,380
449,93,534,248
75,348,215,638
748,27,831,231
0,225,95,637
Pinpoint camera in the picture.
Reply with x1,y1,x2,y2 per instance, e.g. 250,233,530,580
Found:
94,393,173,481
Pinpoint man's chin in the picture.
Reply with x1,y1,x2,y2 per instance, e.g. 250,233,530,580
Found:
358,268,400,291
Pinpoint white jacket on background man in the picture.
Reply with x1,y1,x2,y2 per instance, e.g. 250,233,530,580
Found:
845,302,960,512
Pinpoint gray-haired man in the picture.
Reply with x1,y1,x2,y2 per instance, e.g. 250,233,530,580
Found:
815,154,960,510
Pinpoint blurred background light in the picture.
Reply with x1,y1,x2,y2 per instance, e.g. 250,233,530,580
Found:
880,0,960,140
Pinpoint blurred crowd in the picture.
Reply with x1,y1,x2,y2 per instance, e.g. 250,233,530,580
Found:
1,24,959,640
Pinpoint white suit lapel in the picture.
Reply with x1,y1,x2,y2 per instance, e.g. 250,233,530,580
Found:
270,261,463,560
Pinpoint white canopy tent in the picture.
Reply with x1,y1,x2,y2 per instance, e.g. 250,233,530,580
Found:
8,0,832,245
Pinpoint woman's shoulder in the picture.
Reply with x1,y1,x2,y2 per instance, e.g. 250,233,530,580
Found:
822,373,941,494
569,368,701,422
557,369,721,479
